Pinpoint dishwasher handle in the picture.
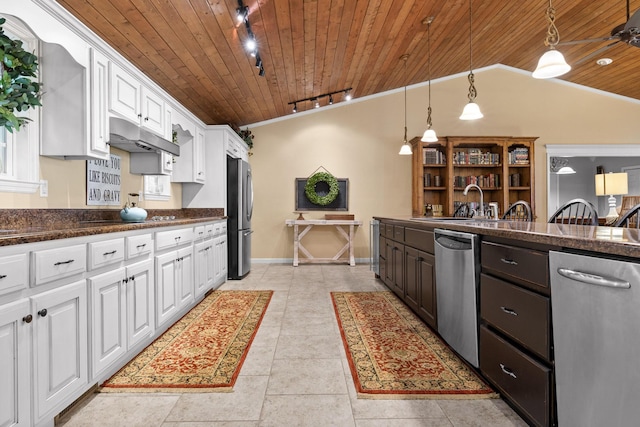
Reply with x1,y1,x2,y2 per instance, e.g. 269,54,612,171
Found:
557,268,630,289
435,234,472,251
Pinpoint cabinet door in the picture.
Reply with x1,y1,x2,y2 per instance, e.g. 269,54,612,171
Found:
177,246,194,309
194,241,208,298
404,247,420,313
89,268,126,379
194,127,206,183
126,259,154,349
418,251,437,329
218,234,227,284
141,86,165,136
155,251,178,328
391,244,405,299
32,280,88,423
90,48,110,158
383,239,394,288
109,62,141,123
0,299,30,427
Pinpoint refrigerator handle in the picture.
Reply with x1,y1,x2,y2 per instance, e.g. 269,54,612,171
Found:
243,230,254,237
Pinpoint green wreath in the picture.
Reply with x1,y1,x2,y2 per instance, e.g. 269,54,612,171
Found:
305,172,339,206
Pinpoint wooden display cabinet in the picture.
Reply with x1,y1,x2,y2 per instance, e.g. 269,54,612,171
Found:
411,136,537,218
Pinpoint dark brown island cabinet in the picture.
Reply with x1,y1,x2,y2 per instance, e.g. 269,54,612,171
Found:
376,219,557,427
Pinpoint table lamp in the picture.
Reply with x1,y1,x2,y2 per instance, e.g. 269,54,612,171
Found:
595,172,628,224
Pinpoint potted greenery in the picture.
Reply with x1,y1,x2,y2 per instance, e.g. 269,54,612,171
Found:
0,17,42,133
234,126,254,155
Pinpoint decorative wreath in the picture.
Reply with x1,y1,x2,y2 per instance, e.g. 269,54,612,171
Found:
305,172,339,206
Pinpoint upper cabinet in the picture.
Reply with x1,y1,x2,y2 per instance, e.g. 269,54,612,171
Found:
108,62,167,139
171,110,206,184
226,132,249,161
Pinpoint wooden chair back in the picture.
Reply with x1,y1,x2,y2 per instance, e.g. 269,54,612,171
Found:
548,198,598,226
502,200,532,221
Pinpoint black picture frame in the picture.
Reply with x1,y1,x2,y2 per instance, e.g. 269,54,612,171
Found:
295,178,349,211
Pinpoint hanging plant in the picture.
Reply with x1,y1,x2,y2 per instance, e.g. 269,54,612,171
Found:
0,17,42,133
305,171,339,206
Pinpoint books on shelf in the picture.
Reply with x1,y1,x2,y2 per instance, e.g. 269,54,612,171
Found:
424,173,442,187
423,147,446,165
509,173,521,187
454,174,500,189
508,147,529,165
453,148,500,165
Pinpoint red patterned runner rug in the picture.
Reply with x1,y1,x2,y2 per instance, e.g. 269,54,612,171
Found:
331,291,497,399
101,290,272,392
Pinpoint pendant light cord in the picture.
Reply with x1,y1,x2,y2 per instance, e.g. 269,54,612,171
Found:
467,0,477,102
427,19,433,128
544,0,560,48
403,56,408,143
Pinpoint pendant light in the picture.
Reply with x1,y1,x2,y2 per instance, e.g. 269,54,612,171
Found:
532,0,571,79
399,54,413,155
460,0,483,120
421,17,438,143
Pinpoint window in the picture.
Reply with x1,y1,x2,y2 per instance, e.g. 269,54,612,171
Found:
0,16,41,194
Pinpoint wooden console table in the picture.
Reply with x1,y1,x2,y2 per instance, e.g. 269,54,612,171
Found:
285,219,362,266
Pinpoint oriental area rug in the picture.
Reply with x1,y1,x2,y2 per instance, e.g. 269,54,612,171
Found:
101,290,272,392
331,291,497,399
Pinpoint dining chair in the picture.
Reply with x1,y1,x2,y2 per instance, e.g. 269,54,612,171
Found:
614,203,640,228
502,200,533,221
453,203,474,218
548,198,598,225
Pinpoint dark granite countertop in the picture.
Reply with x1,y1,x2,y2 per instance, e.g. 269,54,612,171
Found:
0,208,225,247
375,216,640,259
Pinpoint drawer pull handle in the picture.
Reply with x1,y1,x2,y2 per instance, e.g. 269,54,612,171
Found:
0,274,6,279
103,250,117,256
500,306,518,316
499,363,517,379
136,244,147,249
54,259,74,266
500,258,518,266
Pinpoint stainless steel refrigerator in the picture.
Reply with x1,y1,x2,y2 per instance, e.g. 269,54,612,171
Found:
227,157,253,279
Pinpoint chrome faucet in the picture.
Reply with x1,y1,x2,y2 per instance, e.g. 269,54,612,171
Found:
463,184,484,218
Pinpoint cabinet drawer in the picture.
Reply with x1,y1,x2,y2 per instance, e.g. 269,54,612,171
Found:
88,238,125,270
33,244,86,285
156,228,194,251
480,325,552,427
481,241,549,294
194,225,207,240
393,225,405,242
480,274,551,361
126,233,152,259
404,228,434,253
0,253,28,296
384,224,394,238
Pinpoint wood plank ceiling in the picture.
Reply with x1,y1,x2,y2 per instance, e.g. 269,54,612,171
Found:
55,0,640,127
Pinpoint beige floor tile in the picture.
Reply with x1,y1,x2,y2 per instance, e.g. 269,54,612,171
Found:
259,395,356,427
164,376,268,422
356,419,454,427
437,400,529,427
163,423,259,427
274,334,342,359
279,314,339,336
240,345,276,376
250,325,281,347
57,393,180,427
266,358,348,395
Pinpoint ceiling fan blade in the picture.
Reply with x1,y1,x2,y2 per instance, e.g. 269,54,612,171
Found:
558,36,617,46
624,8,640,31
573,40,621,66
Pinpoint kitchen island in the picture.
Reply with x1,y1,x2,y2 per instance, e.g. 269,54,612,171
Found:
374,216,640,427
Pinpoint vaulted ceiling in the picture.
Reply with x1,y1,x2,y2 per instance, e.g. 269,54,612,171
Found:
56,0,640,127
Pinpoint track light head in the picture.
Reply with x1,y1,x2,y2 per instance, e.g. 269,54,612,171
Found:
344,90,352,101
292,103,297,113
236,6,248,24
255,55,262,68
329,94,334,105
258,66,265,77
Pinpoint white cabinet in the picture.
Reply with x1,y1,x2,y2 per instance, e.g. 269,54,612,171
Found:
155,246,193,328
89,259,154,379
40,45,110,160
214,233,228,287
109,62,167,138
0,299,31,427
226,131,249,160
171,124,206,184
195,238,214,298
32,279,88,425
0,253,28,297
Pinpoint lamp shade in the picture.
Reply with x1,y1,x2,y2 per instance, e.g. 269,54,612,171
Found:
532,49,571,79
399,143,413,155
595,172,628,196
421,128,438,142
459,102,483,120
556,166,576,175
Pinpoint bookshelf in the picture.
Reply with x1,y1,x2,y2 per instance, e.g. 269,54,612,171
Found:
411,136,537,218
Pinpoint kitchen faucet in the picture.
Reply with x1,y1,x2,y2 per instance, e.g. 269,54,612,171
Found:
463,184,484,218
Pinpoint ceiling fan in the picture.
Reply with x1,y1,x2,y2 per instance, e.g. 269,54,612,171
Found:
559,0,640,64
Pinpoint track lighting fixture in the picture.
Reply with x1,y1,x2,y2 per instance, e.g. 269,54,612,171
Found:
235,0,265,77
287,88,353,114
460,0,483,120
532,0,571,79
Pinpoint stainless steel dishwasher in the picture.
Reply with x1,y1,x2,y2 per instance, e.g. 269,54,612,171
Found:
434,228,480,367
550,250,640,427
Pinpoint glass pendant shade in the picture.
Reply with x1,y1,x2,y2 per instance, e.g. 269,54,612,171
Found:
556,166,576,175
532,48,571,79
399,142,413,155
421,128,438,142
459,101,483,120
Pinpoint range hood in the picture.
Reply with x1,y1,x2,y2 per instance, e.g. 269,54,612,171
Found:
108,117,180,156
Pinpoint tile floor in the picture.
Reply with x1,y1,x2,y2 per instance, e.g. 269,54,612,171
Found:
58,264,528,427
